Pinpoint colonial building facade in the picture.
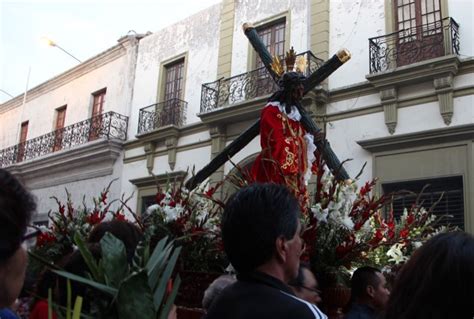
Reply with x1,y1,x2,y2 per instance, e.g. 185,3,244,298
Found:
1,0,473,231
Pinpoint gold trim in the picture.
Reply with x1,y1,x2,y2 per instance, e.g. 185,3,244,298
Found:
336,49,351,63
242,22,254,31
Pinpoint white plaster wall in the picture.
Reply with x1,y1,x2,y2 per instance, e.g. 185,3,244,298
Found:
231,0,309,76
129,4,221,138
0,108,22,149
0,53,132,148
449,0,474,57
174,146,213,173
31,156,124,217
120,160,148,214
125,147,145,158
452,95,474,124
327,92,380,114
177,130,211,147
454,73,474,88
223,134,260,174
326,111,387,182
329,0,385,89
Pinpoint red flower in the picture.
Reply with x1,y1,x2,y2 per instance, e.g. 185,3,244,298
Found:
87,210,105,225
100,192,108,204
115,212,126,221
369,229,384,246
156,193,166,204
406,214,415,225
205,187,216,197
36,232,57,247
58,204,65,216
400,228,410,239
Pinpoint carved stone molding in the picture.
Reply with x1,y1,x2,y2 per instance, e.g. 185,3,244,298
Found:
208,125,227,197
311,86,329,131
209,125,226,156
380,87,398,134
433,74,454,125
8,139,123,189
165,136,178,170
144,142,156,173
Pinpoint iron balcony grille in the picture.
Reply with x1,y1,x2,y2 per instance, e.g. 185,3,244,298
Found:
200,50,323,114
0,111,128,168
369,17,459,74
137,98,187,134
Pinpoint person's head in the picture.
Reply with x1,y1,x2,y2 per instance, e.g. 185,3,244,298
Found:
202,275,236,311
385,231,474,319
222,183,303,282
289,263,321,305
0,169,35,307
350,266,389,311
88,220,143,263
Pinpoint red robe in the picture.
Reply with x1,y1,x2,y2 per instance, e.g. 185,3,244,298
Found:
251,102,314,210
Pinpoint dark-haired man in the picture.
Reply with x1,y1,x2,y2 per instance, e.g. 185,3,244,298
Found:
205,183,327,319
0,169,35,308
345,266,390,319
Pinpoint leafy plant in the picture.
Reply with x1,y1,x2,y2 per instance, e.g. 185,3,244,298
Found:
53,233,181,319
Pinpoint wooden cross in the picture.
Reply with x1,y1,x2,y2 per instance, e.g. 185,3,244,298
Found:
185,23,351,190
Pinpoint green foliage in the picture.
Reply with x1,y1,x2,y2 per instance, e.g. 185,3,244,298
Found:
53,233,181,319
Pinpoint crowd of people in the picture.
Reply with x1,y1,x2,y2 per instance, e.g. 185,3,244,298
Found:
1,169,474,319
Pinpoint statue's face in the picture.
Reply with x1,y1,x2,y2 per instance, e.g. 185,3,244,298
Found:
291,83,304,101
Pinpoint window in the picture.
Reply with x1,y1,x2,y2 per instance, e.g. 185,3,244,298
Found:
53,106,67,151
394,0,443,65
162,60,184,126
17,121,29,162
255,19,286,68
141,195,157,215
255,19,286,97
383,176,464,230
89,89,106,141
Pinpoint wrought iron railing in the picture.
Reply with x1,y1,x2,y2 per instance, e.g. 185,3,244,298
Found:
137,98,187,134
0,111,128,168
369,17,459,74
200,50,323,114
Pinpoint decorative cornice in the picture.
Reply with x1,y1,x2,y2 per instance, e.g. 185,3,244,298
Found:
129,170,188,188
366,55,460,89
357,124,474,153
135,125,180,144
8,139,123,189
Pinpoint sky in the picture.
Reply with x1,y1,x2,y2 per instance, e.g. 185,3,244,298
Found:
0,0,222,103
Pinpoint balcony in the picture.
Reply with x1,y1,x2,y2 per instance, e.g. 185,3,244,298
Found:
137,98,187,135
0,111,128,168
369,17,459,74
200,51,323,114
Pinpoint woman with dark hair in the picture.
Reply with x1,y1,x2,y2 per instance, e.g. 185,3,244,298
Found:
384,231,474,319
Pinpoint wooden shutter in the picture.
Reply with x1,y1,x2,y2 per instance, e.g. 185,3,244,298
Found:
17,121,29,162
162,60,184,126
53,106,67,151
383,176,465,230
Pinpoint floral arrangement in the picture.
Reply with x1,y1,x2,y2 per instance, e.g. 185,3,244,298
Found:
30,181,130,274
142,180,227,273
301,156,452,285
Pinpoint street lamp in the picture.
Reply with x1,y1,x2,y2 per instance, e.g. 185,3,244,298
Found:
41,37,81,63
